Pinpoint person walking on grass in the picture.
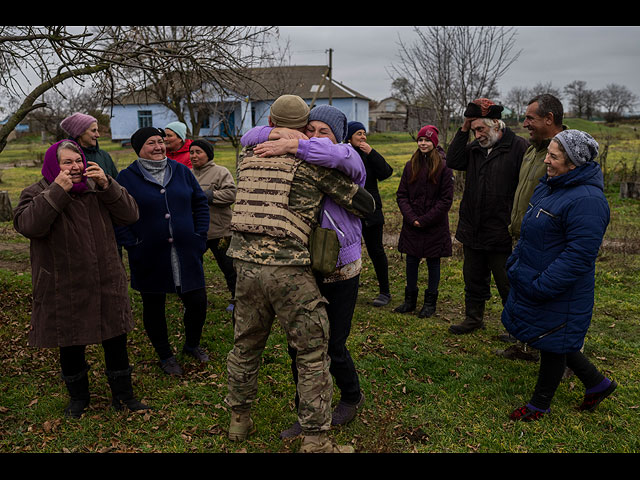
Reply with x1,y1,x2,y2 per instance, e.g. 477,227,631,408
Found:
502,130,616,421
394,125,454,318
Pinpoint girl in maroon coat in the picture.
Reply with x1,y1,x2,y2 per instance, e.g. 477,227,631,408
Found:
394,125,454,317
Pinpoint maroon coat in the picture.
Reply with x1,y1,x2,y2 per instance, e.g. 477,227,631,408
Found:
13,177,139,348
396,151,454,259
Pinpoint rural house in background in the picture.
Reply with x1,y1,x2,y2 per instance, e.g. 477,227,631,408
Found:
369,97,438,134
109,65,371,142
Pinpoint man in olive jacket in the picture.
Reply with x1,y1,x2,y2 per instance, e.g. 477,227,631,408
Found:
446,98,528,334
498,94,567,359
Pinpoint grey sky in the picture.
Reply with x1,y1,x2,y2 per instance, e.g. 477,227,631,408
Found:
276,26,640,109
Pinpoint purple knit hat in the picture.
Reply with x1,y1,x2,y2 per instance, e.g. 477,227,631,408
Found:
42,140,88,193
60,113,97,139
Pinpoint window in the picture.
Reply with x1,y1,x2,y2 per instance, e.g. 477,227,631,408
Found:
138,110,153,128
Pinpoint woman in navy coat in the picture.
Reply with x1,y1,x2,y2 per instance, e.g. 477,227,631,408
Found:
501,130,617,421
116,127,210,376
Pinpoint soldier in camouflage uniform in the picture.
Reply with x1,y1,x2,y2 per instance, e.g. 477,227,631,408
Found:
225,95,374,453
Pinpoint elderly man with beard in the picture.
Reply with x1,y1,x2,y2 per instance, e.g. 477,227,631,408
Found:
446,98,529,335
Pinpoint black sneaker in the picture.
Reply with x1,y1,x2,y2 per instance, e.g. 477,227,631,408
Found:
160,356,183,376
372,293,391,307
331,391,365,426
182,345,210,363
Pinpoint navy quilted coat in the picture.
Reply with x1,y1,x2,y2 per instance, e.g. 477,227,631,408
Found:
115,159,209,294
501,161,609,353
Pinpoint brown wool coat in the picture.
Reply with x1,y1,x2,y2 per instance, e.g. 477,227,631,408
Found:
192,160,236,239
13,177,139,348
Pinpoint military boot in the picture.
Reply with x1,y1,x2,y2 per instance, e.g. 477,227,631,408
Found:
299,433,355,453
418,290,438,318
106,366,151,412
62,365,90,419
228,408,255,441
449,300,485,334
393,287,418,314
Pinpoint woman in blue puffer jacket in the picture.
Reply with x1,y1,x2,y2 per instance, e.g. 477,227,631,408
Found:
501,129,617,422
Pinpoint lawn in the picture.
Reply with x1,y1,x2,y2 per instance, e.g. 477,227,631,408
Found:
0,121,639,453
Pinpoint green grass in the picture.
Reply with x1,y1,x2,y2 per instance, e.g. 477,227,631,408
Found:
1,122,639,453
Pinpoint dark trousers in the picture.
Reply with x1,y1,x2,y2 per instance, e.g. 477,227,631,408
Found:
406,255,441,293
462,245,511,305
207,238,237,298
59,333,129,377
140,287,207,361
362,223,390,295
530,350,605,411
288,274,361,406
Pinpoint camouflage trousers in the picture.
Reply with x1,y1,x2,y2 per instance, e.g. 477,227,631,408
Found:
225,259,333,434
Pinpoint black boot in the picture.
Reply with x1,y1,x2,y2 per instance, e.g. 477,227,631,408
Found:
393,287,418,314
106,366,151,412
449,300,485,334
418,290,438,318
62,365,90,419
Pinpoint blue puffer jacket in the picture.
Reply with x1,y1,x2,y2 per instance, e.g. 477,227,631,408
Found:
115,159,209,294
501,161,609,353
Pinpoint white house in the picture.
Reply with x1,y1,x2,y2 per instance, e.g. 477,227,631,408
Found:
109,65,371,142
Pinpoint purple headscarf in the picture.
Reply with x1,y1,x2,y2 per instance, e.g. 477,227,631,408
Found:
41,139,88,193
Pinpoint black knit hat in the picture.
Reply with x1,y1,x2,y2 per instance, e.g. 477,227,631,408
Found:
190,139,214,161
463,98,504,119
131,127,166,156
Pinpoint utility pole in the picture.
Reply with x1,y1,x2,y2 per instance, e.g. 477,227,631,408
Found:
328,48,333,105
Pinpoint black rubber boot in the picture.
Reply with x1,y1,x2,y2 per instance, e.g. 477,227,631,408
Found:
393,287,418,314
449,300,485,334
418,290,438,318
106,366,151,412
62,365,90,419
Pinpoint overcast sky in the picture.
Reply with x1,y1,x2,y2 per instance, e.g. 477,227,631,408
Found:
275,26,640,109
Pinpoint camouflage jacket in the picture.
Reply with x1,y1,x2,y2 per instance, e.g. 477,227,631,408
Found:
228,147,363,266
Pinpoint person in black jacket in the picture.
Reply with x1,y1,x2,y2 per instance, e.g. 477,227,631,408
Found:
446,98,528,335
346,122,394,307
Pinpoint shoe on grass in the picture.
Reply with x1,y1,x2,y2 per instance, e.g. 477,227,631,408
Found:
331,391,365,426
372,293,391,307
579,380,617,412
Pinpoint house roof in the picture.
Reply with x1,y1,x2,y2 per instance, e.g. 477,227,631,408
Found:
116,65,371,105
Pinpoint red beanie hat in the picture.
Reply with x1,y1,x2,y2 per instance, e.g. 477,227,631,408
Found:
417,125,439,148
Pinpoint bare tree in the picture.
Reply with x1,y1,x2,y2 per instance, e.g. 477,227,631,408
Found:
389,26,521,146
529,82,562,100
504,86,532,122
598,83,638,123
0,26,277,154
564,80,591,118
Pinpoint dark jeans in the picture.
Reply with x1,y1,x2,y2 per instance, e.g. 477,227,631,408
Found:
462,245,510,305
530,350,605,411
406,255,441,293
288,274,361,406
207,238,237,298
362,223,390,295
59,333,129,377
140,287,207,361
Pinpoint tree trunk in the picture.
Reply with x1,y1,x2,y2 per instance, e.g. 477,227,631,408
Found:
620,182,640,200
0,191,13,221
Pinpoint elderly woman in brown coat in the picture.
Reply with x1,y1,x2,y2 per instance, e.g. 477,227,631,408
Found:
13,139,149,418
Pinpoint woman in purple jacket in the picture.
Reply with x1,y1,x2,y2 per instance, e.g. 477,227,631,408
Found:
394,125,454,318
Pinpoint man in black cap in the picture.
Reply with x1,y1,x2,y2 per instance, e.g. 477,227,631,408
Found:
446,98,529,334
